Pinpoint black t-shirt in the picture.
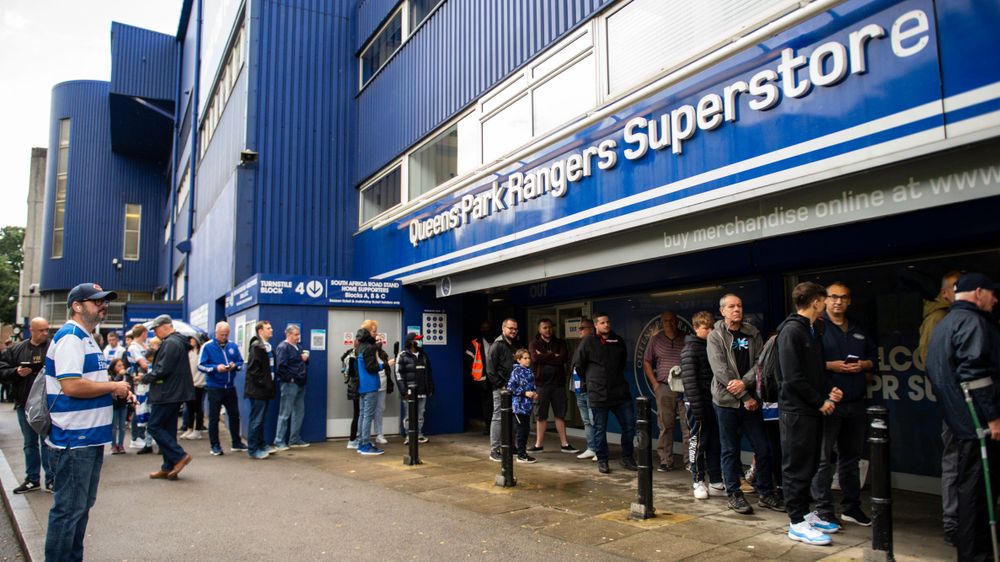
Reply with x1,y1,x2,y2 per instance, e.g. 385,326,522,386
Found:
729,329,751,376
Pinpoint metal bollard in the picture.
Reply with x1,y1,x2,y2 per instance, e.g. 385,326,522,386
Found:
631,396,655,519
404,383,421,466
867,405,894,561
495,390,516,487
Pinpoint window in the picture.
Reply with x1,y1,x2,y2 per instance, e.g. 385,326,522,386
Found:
409,125,457,200
51,118,70,258
482,95,532,163
124,204,141,261
532,55,596,135
200,18,246,160
360,9,403,87
360,166,402,224
175,168,190,220
359,0,444,89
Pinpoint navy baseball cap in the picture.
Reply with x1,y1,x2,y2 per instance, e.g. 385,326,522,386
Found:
66,283,118,307
954,272,1000,293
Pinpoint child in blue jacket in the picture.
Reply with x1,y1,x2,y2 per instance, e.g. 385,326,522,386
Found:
506,349,538,463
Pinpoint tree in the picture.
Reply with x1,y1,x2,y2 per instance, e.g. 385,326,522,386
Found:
0,226,25,325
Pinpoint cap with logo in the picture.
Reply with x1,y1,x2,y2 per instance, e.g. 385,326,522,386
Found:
405,332,423,346
66,283,119,307
954,272,1000,293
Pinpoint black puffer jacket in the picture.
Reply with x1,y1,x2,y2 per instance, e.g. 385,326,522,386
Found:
345,329,381,400
777,314,827,417
927,301,1000,440
680,335,712,422
396,349,434,396
244,336,276,400
575,331,631,408
486,335,519,390
144,331,196,405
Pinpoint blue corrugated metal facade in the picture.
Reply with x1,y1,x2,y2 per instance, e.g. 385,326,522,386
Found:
353,0,612,184
109,22,176,102
40,81,164,293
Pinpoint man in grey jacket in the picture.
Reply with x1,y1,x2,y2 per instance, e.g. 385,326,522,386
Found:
706,294,784,515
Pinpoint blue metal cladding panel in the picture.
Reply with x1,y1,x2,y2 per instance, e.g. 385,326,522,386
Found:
109,22,177,102
356,0,399,51
354,0,612,184
187,172,237,313
247,0,355,278
195,69,247,227
39,81,164,293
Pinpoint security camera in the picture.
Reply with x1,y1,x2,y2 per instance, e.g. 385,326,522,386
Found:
28,283,38,294
240,150,258,164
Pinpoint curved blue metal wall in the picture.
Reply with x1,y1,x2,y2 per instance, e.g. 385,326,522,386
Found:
40,81,165,293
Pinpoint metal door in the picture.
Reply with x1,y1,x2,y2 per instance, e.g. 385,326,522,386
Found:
326,309,402,438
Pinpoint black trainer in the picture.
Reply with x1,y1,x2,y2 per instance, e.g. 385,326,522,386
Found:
758,493,786,512
12,480,40,494
620,456,638,471
728,492,754,514
597,460,610,474
842,507,872,527
526,445,543,453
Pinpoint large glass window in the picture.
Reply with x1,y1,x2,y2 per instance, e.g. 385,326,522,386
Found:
409,125,457,199
532,55,597,135
175,168,190,220
124,204,141,261
360,166,402,224
51,118,70,258
200,18,246,160
410,0,443,29
360,9,403,87
482,95,532,163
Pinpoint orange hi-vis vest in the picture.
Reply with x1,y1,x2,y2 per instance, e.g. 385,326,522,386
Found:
470,339,484,381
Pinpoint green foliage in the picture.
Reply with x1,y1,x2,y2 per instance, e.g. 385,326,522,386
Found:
0,226,25,325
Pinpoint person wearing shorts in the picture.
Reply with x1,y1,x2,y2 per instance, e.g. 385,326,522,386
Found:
527,318,579,454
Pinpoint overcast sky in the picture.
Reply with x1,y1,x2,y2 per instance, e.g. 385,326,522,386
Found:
0,0,184,228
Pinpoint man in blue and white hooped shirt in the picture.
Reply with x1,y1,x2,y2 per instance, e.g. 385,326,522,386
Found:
199,321,247,456
44,283,132,562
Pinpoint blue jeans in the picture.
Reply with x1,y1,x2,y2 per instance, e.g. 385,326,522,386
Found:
247,399,269,455
275,382,306,446
590,400,637,463
45,445,103,562
373,389,386,436
15,406,51,485
715,403,774,496
574,392,597,453
358,392,378,447
686,403,722,485
401,396,427,435
147,402,187,471
111,404,128,448
206,387,242,448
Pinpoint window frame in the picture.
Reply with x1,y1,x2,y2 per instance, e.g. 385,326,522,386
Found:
357,0,446,92
358,162,404,227
51,118,71,259
199,15,247,161
123,203,142,261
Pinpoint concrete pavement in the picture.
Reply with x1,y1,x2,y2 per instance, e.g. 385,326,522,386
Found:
0,409,954,561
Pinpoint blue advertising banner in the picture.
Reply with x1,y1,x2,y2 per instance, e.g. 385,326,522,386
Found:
225,275,402,316
355,0,1000,284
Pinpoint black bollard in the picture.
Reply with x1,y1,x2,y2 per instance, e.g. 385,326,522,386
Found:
631,396,655,519
404,383,421,465
867,405,894,561
495,390,516,487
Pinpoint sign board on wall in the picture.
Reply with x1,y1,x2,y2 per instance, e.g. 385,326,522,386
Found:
311,329,326,351
224,274,402,316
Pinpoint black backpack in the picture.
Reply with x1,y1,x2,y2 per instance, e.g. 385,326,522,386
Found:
755,334,782,403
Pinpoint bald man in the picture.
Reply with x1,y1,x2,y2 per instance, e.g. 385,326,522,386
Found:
0,318,54,492
198,321,246,456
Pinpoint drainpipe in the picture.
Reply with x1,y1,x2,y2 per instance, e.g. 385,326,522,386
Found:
183,0,202,319
167,28,182,302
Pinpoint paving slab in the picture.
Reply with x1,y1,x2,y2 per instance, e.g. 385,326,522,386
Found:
598,529,715,561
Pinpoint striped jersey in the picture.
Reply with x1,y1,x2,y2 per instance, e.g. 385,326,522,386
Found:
45,321,113,448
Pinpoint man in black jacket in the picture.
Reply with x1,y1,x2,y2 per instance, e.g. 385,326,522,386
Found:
245,321,277,459
397,332,434,443
486,318,520,462
778,282,842,546
574,313,635,474
926,272,1000,562
142,315,195,480
0,317,52,493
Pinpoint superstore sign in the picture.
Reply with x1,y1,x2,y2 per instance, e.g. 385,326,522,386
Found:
407,5,934,248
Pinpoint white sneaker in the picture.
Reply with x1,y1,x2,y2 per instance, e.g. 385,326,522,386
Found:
577,449,596,460
188,430,203,440
788,521,832,546
708,482,725,497
346,440,358,450
805,511,841,534
693,482,709,500
375,435,388,444
179,429,192,439
129,438,145,449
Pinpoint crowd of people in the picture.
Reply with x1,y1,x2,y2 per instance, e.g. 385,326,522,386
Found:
2,269,998,559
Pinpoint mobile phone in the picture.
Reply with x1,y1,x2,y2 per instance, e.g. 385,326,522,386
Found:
19,361,32,368
845,355,859,364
